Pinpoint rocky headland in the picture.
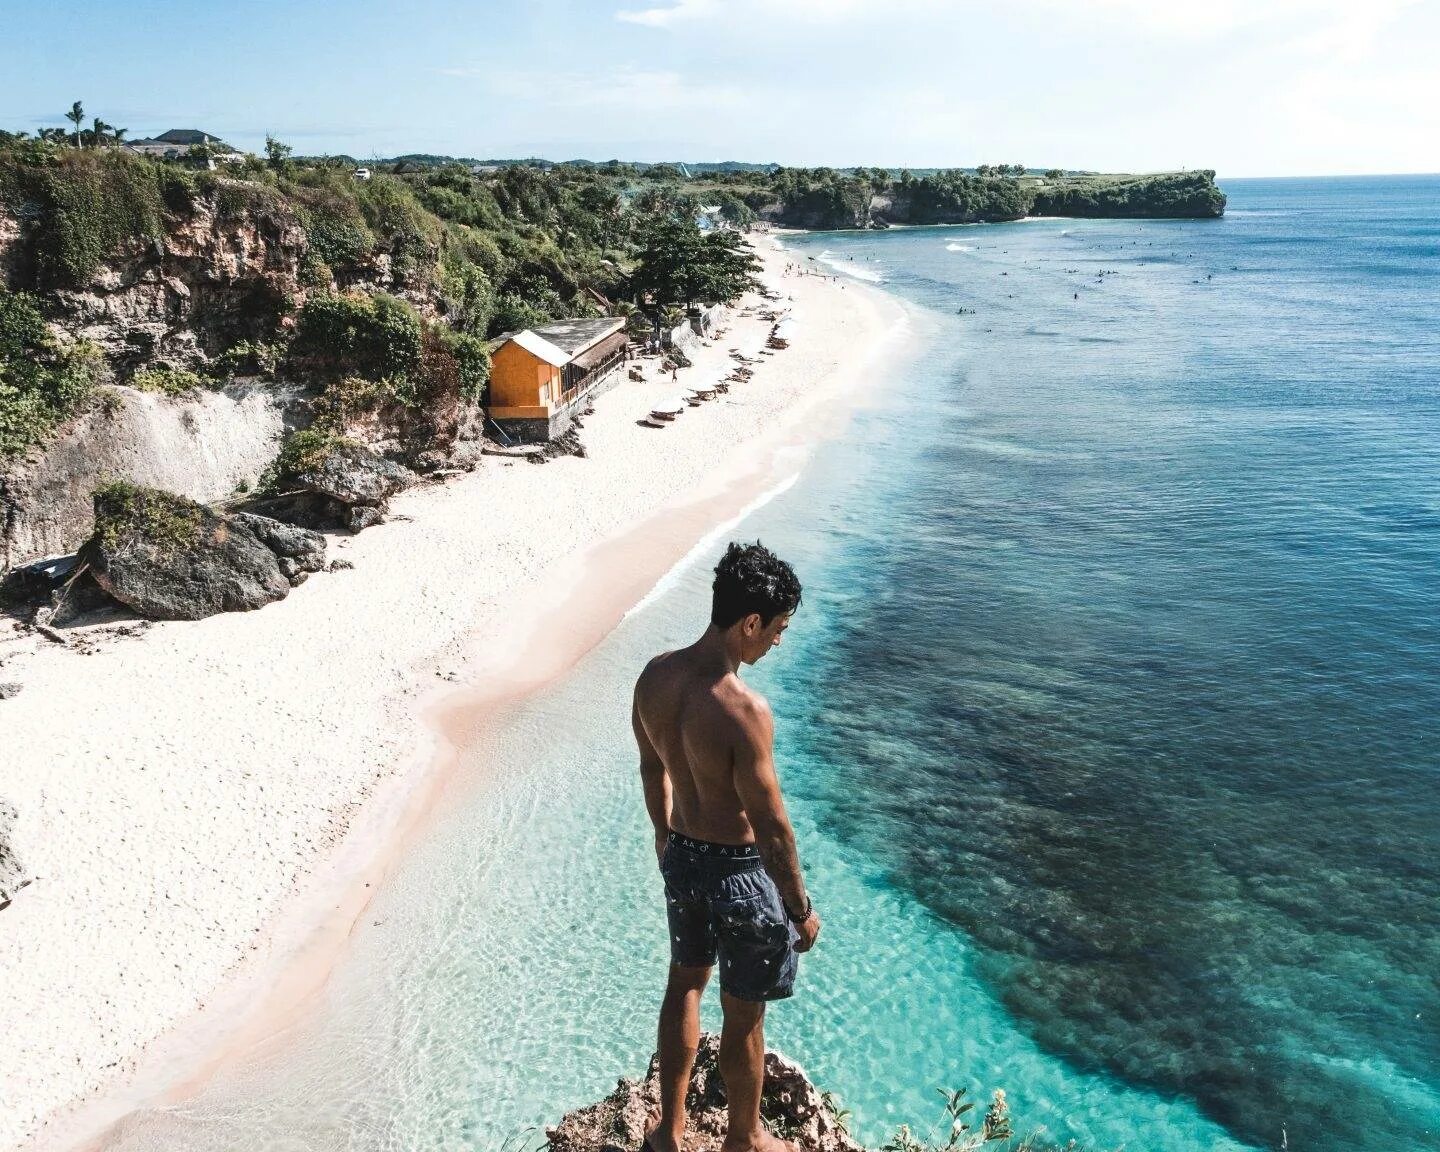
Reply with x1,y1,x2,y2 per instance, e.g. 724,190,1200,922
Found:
549,1036,1019,1152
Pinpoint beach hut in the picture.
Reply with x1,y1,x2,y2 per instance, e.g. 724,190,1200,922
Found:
487,317,628,442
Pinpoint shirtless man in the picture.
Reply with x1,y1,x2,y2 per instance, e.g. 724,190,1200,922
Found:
632,541,821,1152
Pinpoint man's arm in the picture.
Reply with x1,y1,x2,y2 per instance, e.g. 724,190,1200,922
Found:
632,684,671,860
730,692,819,950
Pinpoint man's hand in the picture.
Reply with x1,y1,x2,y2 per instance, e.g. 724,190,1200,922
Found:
793,907,821,953
655,830,668,864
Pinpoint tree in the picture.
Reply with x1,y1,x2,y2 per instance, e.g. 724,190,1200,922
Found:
65,100,85,147
90,117,113,147
1013,164,1027,176
628,219,760,310
264,134,293,169
976,164,992,177
1045,168,1064,179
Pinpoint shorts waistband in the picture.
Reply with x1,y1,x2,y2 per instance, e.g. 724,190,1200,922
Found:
667,830,760,859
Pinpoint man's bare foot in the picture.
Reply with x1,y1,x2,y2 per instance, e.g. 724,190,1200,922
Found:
643,1121,683,1152
719,1128,800,1152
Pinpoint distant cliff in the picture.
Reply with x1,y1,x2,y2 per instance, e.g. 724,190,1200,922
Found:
767,169,1226,229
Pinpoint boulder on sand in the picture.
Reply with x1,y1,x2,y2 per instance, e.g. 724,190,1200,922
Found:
229,512,327,584
295,440,415,509
83,483,325,620
547,1034,863,1152
258,438,418,532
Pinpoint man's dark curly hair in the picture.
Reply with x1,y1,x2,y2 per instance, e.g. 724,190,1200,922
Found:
711,541,803,629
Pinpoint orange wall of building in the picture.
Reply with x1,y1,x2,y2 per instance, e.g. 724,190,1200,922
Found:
490,343,560,412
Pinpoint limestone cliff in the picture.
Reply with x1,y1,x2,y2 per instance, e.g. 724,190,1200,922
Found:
1,382,306,571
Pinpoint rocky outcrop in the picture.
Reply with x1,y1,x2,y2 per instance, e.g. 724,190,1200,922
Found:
296,440,415,508
256,441,417,533
1,381,307,573
548,1035,863,1152
227,512,327,584
1031,169,1226,219
6,194,307,372
1,798,31,909
83,486,324,621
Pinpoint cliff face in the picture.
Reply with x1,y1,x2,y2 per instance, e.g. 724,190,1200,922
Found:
1,195,308,374
764,170,1226,230
1032,169,1226,218
1,382,306,570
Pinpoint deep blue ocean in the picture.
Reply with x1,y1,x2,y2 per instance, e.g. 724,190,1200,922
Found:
108,176,1439,1152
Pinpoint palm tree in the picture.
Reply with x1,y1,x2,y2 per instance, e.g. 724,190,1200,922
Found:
38,127,69,144
112,126,128,146
91,117,113,147
66,100,85,147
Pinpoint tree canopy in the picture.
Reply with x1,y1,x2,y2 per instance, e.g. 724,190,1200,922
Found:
627,219,761,309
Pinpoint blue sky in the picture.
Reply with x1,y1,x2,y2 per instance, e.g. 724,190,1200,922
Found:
3,0,1437,176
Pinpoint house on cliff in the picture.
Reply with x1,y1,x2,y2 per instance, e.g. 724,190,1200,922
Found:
125,129,244,168
488,318,628,442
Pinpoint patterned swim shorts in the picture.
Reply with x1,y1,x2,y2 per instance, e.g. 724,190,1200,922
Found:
659,830,799,1002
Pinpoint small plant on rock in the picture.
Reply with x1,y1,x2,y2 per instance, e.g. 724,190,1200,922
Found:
92,480,205,555
130,365,206,395
883,1087,1039,1152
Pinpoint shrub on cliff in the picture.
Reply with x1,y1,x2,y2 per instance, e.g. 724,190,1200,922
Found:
0,289,97,459
130,365,206,395
292,291,424,382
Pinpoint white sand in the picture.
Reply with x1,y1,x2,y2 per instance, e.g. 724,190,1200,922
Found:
0,237,906,1151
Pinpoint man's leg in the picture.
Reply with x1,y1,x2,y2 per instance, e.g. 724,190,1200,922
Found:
717,991,793,1152
650,963,711,1152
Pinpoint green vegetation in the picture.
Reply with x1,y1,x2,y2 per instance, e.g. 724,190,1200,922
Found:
0,147,199,286
213,338,285,379
274,426,352,477
293,291,423,382
870,1085,1090,1152
131,365,206,395
0,289,97,459
1031,170,1226,218
91,479,205,555
629,219,761,310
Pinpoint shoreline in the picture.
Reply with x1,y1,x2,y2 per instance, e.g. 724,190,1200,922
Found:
2,234,910,1152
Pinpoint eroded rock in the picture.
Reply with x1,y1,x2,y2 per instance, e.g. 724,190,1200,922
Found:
228,513,327,579
85,487,290,620
295,441,415,508
82,486,325,621
548,1034,863,1152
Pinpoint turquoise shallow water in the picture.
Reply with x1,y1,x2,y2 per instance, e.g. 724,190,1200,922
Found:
110,177,1438,1152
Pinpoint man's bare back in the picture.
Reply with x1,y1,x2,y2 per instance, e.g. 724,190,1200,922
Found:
634,542,819,1152
634,647,771,846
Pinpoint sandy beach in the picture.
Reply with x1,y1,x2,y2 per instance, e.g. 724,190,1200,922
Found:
0,235,906,1152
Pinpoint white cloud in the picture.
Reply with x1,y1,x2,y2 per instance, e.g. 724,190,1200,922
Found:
615,0,719,27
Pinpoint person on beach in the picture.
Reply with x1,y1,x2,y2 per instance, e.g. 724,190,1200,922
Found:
632,542,820,1152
